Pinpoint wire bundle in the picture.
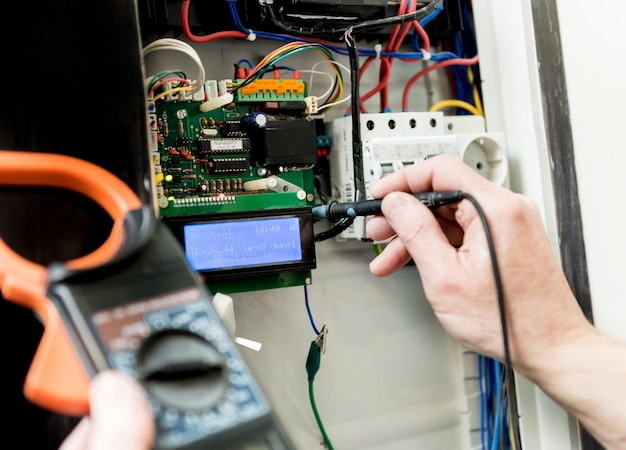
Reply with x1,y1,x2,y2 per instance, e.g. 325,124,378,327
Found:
358,0,437,113
142,38,206,104
228,41,345,112
181,0,479,83
479,356,513,450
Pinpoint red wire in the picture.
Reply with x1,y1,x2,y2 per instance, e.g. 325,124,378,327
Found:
412,20,430,53
181,0,248,43
386,0,409,53
349,0,406,114
346,56,392,114
402,54,479,111
382,20,414,110
362,57,392,109
377,0,410,111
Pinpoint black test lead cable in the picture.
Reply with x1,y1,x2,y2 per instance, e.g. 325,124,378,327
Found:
313,191,523,449
460,192,522,450
311,191,464,221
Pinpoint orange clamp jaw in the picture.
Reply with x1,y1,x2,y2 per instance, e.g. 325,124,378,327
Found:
0,150,145,416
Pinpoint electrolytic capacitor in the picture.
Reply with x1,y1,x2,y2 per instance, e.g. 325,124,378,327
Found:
241,111,267,129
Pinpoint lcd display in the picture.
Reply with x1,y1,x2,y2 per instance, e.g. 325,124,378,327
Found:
184,217,303,271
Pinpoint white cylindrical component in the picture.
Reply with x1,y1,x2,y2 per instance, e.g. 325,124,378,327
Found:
211,293,236,337
199,93,234,113
242,179,267,191
242,176,278,191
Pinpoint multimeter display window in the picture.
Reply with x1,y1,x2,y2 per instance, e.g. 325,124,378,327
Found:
184,217,303,271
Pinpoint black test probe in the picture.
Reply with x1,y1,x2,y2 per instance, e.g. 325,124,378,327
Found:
312,191,463,221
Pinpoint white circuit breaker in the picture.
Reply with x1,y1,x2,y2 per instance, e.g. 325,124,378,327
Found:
326,111,509,240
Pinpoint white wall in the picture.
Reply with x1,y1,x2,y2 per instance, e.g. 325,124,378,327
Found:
473,1,626,448
556,1,626,344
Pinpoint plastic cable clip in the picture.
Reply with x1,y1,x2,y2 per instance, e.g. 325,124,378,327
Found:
374,43,382,60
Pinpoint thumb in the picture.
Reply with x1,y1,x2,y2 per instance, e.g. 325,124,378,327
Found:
88,371,155,450
381,192,458,272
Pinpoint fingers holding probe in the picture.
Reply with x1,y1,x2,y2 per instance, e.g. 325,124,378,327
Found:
367,191,460,277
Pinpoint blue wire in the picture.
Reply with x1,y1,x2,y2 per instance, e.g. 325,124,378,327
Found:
272,65,298,72
486,357,494,445
304,285,320,336
490,360,504,450
228,1,246,32
236,58,253,68
479,355,487,450
421,2,445,27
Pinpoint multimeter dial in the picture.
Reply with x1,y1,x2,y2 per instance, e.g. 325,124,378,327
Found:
136,329,229,412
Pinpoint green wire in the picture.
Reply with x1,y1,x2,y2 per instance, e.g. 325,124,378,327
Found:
308,381,334,450
306,341,334,450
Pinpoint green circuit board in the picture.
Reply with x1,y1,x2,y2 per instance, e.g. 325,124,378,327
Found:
150,91,318,294
152,100,316,216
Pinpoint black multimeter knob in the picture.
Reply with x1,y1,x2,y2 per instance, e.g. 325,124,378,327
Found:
135,330,229,412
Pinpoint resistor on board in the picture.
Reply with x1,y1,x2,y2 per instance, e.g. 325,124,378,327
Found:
180,149,193,161
205,177,244,193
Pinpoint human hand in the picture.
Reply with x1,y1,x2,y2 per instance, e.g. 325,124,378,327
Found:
59,370,155,450
365,154,591,377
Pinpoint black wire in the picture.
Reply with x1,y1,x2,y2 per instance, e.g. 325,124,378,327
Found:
460,192,522,450
264,0,444,39
309,27,361,243
314,217,354,242
343,28,366,205
350,0,444,34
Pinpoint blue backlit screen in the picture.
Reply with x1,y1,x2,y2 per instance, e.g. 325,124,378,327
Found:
183,217,303,271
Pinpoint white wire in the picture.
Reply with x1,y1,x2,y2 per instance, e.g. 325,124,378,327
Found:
298,69,334,101
308,59,350,103
142,38,206,93
316,95,352,112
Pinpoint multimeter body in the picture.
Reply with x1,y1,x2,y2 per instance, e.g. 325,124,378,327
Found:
47,220,295,450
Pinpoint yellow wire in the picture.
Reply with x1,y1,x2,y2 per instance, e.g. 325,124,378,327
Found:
506,383,518,450
467,67,484,116
147,85,192,105
429,99,483,116
509,410,518,450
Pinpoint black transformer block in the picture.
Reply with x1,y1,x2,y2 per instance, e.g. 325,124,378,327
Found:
250,119,318,167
